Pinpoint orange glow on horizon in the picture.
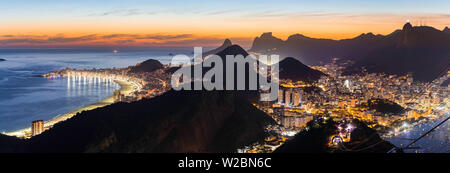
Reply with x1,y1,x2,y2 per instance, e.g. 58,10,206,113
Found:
1,14,449,48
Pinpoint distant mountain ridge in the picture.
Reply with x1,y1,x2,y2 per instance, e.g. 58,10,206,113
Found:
249,23,450,81
442,26,450,34
168,43,323,101
250,32,284,52
206,39,325,83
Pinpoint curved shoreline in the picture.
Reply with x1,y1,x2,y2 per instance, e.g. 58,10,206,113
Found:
3,79,136,138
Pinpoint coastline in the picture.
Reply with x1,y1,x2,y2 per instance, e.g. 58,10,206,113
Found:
381,113,449,153
3,79,136,138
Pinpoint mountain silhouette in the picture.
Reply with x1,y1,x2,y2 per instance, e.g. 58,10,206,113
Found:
168,44,262,102
444,26,450,34
202,39,233,58
129,59,163,73
171,43,325,99
249,32,284,52
277,57,325,82
348,23,450,81
249,23,450,81
0,89,274,153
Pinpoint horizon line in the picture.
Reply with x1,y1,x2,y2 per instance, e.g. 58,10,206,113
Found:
0,22,448,49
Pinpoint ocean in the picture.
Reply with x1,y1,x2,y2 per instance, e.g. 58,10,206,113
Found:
384,115,449,153
0,48,191,132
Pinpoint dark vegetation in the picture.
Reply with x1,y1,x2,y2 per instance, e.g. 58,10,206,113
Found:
275,118,398,153
361,99,405,115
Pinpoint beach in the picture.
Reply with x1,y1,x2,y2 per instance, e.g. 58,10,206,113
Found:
3,79,136,138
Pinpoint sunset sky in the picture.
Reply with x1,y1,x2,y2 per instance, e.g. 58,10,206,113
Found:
1,0,449,48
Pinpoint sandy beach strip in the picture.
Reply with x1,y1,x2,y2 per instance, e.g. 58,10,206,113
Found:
3,79,136,138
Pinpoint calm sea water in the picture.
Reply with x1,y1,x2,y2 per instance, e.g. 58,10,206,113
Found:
384,115,449,153
0,48,191,132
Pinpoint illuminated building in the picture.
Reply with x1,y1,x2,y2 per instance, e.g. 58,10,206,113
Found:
338,101,346,108
406,74,413,85
344,79,350,89
114,90,125,102
350,99,358,107
278,88,284,103
293,90,300,106
281,115,313,129
31,120,44,136
285,88,291,106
